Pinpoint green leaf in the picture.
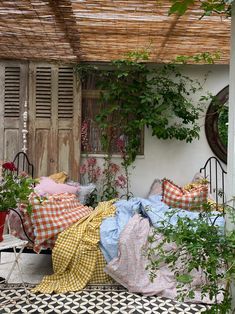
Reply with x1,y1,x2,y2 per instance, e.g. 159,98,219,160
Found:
169,0,232,18
169,0,195,15
176,274,193,284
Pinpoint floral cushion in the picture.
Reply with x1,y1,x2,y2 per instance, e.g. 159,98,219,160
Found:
162,179,208,210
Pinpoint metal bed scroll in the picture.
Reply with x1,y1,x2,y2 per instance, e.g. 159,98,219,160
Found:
13,152,34,178
200,156,227,207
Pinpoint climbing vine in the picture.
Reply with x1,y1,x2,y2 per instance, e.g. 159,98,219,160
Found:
76,53,210,166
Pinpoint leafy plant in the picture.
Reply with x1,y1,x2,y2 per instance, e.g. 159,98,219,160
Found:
79,156,127,207
218,104,228,147
168,0,232,18
146,204,235,313
116,136,133,199
174,51,221,64
101,156,124,201
80,119,130,206
76,52,212,189
0,162,36,214
93,54,207,165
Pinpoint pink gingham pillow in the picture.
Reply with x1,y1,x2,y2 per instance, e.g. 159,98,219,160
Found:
162,179,208,210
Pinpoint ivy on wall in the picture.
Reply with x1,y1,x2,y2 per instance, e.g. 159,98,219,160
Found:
76,52,210,166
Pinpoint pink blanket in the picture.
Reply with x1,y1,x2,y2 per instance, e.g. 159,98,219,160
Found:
105,213,223,304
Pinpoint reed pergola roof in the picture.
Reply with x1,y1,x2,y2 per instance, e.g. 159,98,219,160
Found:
0,0,231,64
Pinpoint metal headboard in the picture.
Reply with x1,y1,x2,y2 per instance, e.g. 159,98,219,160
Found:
13,152,34,178
200,156,227,206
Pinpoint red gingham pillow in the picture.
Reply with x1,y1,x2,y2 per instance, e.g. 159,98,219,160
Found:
162,179,208,210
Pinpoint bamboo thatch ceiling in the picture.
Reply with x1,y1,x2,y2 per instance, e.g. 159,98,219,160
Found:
0,0,231,64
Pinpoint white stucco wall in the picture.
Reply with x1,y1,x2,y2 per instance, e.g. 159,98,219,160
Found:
83,64,229,198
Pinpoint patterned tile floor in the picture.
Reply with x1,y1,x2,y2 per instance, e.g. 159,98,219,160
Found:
0,284,208,314
0,253,209,313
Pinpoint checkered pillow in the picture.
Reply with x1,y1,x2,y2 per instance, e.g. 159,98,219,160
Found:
162,179,208,210
28,193,93,253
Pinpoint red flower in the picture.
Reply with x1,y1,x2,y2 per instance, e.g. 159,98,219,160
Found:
115,175,127,188
81,120,89,150
87,157,97,166
2,162,17,172
116,137,125,152
95,167,101,178
109,163,120,174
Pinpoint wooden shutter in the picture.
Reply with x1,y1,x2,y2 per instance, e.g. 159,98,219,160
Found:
28,63,81,180
0,61,28,162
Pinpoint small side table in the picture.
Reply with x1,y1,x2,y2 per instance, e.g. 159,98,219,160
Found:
0,234,29,298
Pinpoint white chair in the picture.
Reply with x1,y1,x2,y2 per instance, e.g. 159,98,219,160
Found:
0,234,29,300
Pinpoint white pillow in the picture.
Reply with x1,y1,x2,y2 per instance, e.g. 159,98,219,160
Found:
147,179,162,197
67,181,96,204
78,183,96,204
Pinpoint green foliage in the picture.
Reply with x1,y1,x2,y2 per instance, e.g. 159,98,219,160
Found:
76,53,211,166
169,0,195,15
218,105,228,147
146,206,235,313
74,64,98,83
94,56,205,165
76,53,214,199
0,163,37,214
125,49,151,61
174,52,221,64
168,0,232,18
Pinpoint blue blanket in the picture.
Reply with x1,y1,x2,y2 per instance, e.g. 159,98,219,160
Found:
99,195,225,263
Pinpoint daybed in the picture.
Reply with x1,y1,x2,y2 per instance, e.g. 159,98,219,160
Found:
4,153,227,304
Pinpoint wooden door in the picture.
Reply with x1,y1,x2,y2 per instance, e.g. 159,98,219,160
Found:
0,61,28,162
28,63,81,180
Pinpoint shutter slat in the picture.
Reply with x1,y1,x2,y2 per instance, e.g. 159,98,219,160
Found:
58,67,74,119
4,66,20,118
36,67,51,119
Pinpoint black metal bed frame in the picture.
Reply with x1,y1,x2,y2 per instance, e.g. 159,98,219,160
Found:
200,156,227,206
13,151,34,178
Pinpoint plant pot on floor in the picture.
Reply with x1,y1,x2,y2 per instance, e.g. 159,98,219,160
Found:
0,211,8,242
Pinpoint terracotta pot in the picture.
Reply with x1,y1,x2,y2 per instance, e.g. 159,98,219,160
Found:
0,211,8,242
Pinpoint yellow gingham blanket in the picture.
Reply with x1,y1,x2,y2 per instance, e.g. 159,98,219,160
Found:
32,200,116,293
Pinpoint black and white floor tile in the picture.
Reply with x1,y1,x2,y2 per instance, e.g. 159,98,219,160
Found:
0,284,208,314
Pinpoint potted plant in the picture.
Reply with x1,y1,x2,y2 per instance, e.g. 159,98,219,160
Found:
0,161,35,241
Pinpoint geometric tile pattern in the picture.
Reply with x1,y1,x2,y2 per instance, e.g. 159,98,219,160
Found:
0,284,208,314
